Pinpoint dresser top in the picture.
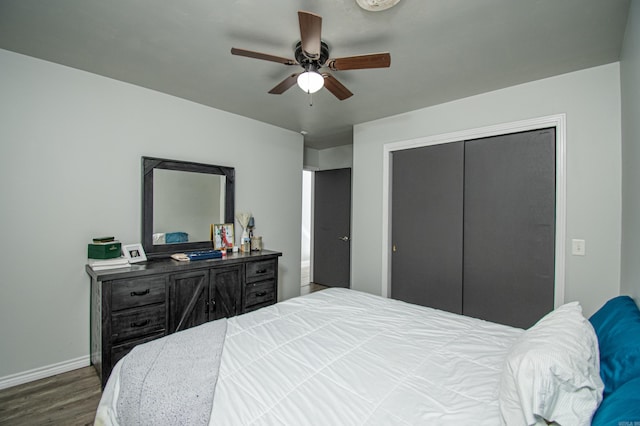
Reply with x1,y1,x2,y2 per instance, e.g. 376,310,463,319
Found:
86,249,282,281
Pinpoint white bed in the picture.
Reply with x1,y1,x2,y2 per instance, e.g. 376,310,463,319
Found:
95,287,604,425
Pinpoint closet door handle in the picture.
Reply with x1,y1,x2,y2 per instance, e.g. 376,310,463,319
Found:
338,236,350,242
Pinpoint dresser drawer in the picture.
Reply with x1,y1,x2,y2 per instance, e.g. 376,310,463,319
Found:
111,332,165,368
246,259,276,283
111,305,166,343
111,276,166,311
244,280,275,309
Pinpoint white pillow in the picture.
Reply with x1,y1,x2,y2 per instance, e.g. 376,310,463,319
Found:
498,302,604,426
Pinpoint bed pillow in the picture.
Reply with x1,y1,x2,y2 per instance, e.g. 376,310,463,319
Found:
499,302,604,426
591,377,640,426
589,295,640,396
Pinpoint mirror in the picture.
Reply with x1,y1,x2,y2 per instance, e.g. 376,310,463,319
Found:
142,157,235,258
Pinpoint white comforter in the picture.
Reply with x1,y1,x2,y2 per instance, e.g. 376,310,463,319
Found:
208,288,522,425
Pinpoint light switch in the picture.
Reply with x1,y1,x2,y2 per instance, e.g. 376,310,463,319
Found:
571,239,586,256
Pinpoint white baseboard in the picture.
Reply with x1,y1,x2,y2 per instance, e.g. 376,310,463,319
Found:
0,355,91,390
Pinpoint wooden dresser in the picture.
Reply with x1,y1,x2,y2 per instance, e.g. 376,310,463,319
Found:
87,250,281,388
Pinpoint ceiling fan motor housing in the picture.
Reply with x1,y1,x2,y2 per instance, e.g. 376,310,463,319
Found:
295,41,330,70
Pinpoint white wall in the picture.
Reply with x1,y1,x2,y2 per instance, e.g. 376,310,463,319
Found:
352,63,622,318
620,0,640,302
317,145,353,170
0,49,303,382
304,144,353,170
301,170,312,265
303,147,320,169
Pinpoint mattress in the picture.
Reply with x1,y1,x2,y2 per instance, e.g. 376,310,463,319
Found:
97,288,524,425
209,288,522,425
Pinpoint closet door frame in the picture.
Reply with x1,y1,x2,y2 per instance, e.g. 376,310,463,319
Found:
381,114,567,308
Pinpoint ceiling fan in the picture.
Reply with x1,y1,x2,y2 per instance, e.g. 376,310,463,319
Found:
230,10,391,100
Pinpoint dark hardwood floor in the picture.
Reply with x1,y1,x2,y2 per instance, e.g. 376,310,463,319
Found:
300,282,329,295
0,366,101,426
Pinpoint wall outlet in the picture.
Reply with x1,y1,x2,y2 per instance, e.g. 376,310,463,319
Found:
571,239,586,256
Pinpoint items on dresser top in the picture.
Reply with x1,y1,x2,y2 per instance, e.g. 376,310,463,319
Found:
88,236,128,269
93,236,116,243
88,257,130,271
171,250,224,261
121,243,147,263
87,250,281,388
88,236,122,260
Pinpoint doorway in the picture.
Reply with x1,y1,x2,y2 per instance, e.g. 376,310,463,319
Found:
301,168,352,294
301,170,313,290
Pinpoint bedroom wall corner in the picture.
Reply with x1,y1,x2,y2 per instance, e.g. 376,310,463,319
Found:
304,144,353,170
352,63,622,318
317,144,353,170
303,147,320,169
620,0,640,304
0,49,303,384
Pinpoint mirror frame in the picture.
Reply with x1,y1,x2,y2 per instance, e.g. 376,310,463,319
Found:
142,156,235,259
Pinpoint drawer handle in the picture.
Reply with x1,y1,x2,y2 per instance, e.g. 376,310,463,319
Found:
206,299,216,313
130,319,150,328
255,269,267,274
256,291,268,297
130,289,150,297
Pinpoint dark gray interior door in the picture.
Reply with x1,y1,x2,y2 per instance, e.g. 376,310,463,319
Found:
391,142,464,313
313,168,351,288
463,129,556,328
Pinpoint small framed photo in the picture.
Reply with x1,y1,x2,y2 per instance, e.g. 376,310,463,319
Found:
122,243,147,263
213,223,234,250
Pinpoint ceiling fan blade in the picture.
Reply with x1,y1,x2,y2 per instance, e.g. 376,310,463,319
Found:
298,11,322,59
231,47,297,65
328,52,391,71
268,73,301,94
322,74,353,100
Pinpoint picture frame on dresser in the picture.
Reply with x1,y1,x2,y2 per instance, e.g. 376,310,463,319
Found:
122,243,147,263
212,223,234,250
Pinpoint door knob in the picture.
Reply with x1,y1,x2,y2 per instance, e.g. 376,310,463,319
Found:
338,236,350,241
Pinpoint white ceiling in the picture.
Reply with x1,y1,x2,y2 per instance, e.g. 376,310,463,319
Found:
0,0,630,149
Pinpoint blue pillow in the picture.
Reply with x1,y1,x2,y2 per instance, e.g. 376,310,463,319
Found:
589,295,640,395
591,377,640,425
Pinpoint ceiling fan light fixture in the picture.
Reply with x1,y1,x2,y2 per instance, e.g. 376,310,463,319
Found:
356,0,400,11
297,70,324,94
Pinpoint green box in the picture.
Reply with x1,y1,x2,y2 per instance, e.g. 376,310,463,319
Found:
88,242,122,259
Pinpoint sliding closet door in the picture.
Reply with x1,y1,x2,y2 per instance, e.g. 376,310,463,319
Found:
463,128,555,328
391,142,464,313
